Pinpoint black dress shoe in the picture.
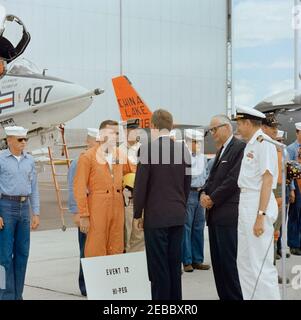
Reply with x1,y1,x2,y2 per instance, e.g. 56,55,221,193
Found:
277,250,291,258
278,276,290,284
290,248,301,256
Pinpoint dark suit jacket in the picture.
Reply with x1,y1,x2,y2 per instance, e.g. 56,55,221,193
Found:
204,137,245,227
133,136,191,229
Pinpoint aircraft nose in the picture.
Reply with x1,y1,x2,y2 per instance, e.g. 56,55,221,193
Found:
64,83,92,97
54,81,104,101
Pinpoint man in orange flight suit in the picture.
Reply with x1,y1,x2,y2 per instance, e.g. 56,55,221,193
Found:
74,120,131,257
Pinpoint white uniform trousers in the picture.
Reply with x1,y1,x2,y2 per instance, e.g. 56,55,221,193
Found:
237,190,281,300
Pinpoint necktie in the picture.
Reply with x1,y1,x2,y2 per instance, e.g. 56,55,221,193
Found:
213,145,224,168
217,145,224,160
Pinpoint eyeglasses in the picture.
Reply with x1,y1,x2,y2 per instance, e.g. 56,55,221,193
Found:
17,138,28,142
209,124,227,134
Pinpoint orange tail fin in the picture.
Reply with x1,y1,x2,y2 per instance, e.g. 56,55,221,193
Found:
112,76,152,128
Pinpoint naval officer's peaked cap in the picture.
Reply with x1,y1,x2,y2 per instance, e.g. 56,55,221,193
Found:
232,106,266,121
262,112,280,128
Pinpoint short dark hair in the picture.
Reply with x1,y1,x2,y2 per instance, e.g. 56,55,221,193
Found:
99,120,118,130
250,119,262,127
151,109,173,131
243,119,262,127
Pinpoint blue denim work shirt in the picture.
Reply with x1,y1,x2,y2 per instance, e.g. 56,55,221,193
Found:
0,149,40,215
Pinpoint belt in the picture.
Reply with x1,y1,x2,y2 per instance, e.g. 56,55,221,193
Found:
191,187,202,192
1,194,29,202
240,188,260,193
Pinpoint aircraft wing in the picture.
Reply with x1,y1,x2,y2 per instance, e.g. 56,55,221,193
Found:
254,89,301,113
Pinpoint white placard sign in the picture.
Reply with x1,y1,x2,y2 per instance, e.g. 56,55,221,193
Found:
81,251,151,300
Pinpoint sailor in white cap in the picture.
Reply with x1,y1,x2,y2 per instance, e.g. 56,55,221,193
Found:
67,127,100,296
286,123,301,256
233,106,280,300
182,128,210,272
0,126,40,300
121,119,144,253
169,129,178,141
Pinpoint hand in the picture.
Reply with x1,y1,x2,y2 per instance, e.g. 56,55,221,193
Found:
0,217,4,230
289,190,295,204
206,197,214,209
72,213,81,227
200,194,213,209
253,215,265,237
80,217,90,234
31,215,40,230
133,218,144,231
200,193,209,208
274,230,280,241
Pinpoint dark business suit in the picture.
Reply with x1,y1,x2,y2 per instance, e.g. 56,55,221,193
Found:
203,136,245,300
134,136,191,300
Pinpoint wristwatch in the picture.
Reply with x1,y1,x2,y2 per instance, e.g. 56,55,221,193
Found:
258,210,266,216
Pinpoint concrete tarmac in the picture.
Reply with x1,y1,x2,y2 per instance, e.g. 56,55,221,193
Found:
24,217,301,300
21,134,301,300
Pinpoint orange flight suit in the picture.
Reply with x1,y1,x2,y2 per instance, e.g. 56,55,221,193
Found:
74,145,131,257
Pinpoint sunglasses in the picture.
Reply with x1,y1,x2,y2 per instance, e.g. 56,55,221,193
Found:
17,138,28,142
209,124,227,134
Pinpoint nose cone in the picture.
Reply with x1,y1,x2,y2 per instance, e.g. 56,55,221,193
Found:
37,80,100,127
53,81,91,100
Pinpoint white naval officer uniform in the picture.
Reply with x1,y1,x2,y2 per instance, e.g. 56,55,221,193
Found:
235,107,281,300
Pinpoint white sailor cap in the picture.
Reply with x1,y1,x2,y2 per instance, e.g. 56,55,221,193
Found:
184,129,204,141
5,126,28,137
276,130,284,139
170,129,177,139
295,122,301,131
87,128,99,139
233,106,266,121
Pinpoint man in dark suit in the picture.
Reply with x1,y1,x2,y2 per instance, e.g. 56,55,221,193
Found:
133,109,191,300
200,114,245,300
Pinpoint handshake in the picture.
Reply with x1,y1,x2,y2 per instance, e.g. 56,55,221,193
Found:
200,193,214,209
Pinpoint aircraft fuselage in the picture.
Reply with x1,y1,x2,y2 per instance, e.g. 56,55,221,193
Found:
0,70,95,140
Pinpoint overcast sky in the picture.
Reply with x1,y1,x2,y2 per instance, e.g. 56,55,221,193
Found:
233,0,294,107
